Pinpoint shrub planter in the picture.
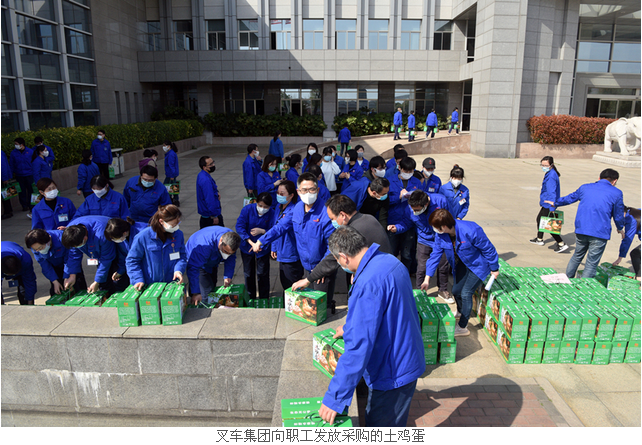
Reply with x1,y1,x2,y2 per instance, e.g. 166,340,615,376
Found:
515,143,603,159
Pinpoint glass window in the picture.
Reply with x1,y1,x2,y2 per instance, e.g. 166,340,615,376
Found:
145,21,162,51
24,80,63,109
610,62,641,74
576,60,609,72
368,20,388,49
2,78,17,109
303,19,324,49
281,86,321,115
65,28,92,57
587,87,637,95
2,8,10,42
401,20,420,50
579,23,613,41
336,20,356,50
174,20,193,50
67,56,95,84
71,84,97,109
74,111,98,126
63,1,91,33
224,83,264,115
239,19,259,50
28,111,65,129
270,19,291,50
15,14,58,51
337,85,377,114
2,44,12,77
577,41,611,60
614,24,641,42
207,20,226,50
14,0,55,21
612,43,641,61
20,47,61,80
2,112,20,133
433,20,452,50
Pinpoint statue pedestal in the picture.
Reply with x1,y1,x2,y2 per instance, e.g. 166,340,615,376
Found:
592,152,641,168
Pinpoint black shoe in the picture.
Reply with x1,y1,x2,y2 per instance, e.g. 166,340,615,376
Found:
330,300,336,315
22,207,29,212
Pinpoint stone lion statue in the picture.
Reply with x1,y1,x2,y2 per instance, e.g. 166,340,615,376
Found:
604,117,641,156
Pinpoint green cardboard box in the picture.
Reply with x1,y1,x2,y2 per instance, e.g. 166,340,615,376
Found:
500,304,529,342
285,287,327,326
539,305,564,341
213,284,248,307
558,341,578,364
45,289,75,306
484,312,500,344
523,307,548,342
281,397,324,421
270,295,284,308
312,329,344,378
628,309,641,342
116,285,142,327
542,341,561,364
592,341,612,365
419,307,439,343
560,309,582,341
438,341,457,364
593,309,616,341
424,342,438,365
577,308,598,341
140,282,167,325
160,282,186,325
609,341,627,364
574,340,595,364
497,325,526,364
282,416,353,428
524,341,544,364
247,298,269,308
624,340,641,363
434,305,456,342
80,295,102,307
65,294,88,306
612,310,633,342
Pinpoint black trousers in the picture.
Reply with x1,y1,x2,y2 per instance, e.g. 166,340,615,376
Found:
16,175,33,210
96,163,110,179
535,207,563,243
200,214,224,229
279,260,304,291
416,243,450,291
631,245,641,278
304,268,338,304
241,251,271,299
2,195,13,216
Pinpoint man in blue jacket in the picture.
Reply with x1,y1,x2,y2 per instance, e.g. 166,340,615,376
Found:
61,216,115,293
426,108,438,138
10,137,33,213
1,241,38,305
407,110,416,141
25,228,87,296
385,144,405,171
393,107,403,140
242,144,263,197
338,124,351,156
318,227,425,427
2,150,14,219
421,157,442,193
545,168,625,279
448,107,459,135
185,227,241,304
197,156,224,229
90,129,112,180
123,165,171,223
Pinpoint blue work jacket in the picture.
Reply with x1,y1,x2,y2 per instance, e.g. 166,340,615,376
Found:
422,174,442,194
259,201,300,263
338,127,351,143
395,193,448,246
269,138,284,158
77,162,100,193
619,210,641,258
387,174,423,225
451,110,459,123
235,203,275,258
285,167,299,184
124,176,172,223
242,155,262,190
555,179,625,240
1,151,12,181
196,169,221,218
33,144,55,164
439,181,470,220
32,156,52,183
185,227,237,295
318,181,331,203
291,198,335,271
114,221,148,275
426,112,438,127
164,149,179,178
341,162,364,189
256,170,281,207
426,220,499,281
91,138,112,164
341,177,372,210
357,158,369,172
31,196,76,230
126,226,186,285
540,169,560,212
385,158,397,172
393,111,403,126
408,114,416,129
32,230,68,282
323,244,425,414
10,147,33,177
1,241,37,299
64,216,115,283
76,187,130,220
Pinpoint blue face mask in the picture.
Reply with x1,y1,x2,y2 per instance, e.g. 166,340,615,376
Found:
276,194,289,205
323,156,332,162
269,165,276,172
337,262,352,274
141,179,154,188
378,193,388,201
331,219,344,230
542,166,550,173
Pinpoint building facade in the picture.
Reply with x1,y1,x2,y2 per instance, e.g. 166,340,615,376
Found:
2,0,640,157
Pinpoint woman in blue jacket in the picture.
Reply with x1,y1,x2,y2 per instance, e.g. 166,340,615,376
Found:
338,149,364,190
31,145,53,184
439,164,469,220
613,207,641,278
125,204,186,290
256,154,283,208
285,153,301,184
75,176,130,220
268,131,284,163
235,192,275,300
104,216,148,292
31,178,76,230
163,140,180,206
302,143,318,172
77,150,100,198
421,209,499,337
355,145,369,172
530,156,568,253
250,180,303,291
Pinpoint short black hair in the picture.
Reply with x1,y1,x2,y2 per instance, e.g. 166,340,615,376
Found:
256,191,273,207
14,137,25,146
394,149,408,161
25,229,51,249
393,144,405,152
326,194,357,217
1,255,21,275
408,190,429,208
369,156,385,171
62,224,88,248
306,165,323,181
399,157,416,172
345,149,358,162
140,165,158,178
143,149,154,158
198,156,211,169
34,136,44,144
247,143,258,154
104,218,132,241
286,153,302,168
600,169,619,181
298,172,318,187
369,177,390,194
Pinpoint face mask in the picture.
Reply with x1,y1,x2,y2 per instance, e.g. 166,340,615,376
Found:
331,218,345,230
38,242,52,255
93,187,108,198
323,156,332,162
308,149,316,156
300,192,318,205
163,145,170,152
378,193,388,201
423,169,433,178
542,166,550,173
268,165,276,172
374,169,386,178
254,150,259,157
412,206,427,216
257,205,269,216
112,237,126,244
433,227,444,234
141,179,154,188
220,251,231,260
208,165,216,173
15,145,21,150
42,150,49,158
357,152,364,158
451,179,462,187
44,189,58,199
400,172,413,180
339,264,352,274
277,194,289,205
77,241,86,249
97,135,104,140
163,221,180,233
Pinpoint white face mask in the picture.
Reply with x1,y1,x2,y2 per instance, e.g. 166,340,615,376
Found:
112,237,126,244
308,149,316,156
451,179,462,187
257,204,270,216
42,150,49,158
300,192,318,205
93,187,108,198
163,221,180,233
221,251,231,260
44,189,58,199
423,169,433,178
374,168,386,178
163,145,170,152
412,206,427,216
97,135,104,140
400,172,413,180
433,227,444,234
38,242,52,255
254,150,259,157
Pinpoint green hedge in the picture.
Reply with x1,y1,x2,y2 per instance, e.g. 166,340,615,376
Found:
526,115,615,145
332,111,448,137
1,120,203,170
203,113,327,137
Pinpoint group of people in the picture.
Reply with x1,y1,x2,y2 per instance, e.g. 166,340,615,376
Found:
391,107,460,141
2,133,640,427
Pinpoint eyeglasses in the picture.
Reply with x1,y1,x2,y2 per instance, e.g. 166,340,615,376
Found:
299,187,318,194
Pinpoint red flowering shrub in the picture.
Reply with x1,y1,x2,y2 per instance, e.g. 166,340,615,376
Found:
526,115,615,144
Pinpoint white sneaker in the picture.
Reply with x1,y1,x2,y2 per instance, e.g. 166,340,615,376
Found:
454,325,470,337
438,291,455,304
27,212,32,219
453,311,461,319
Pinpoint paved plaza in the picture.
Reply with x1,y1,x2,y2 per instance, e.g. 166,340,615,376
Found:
1,133,640,427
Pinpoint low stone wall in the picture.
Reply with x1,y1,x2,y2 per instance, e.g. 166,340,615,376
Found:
51,135,206,192
515,143,603,159
380,134,471,161
208,136,325,147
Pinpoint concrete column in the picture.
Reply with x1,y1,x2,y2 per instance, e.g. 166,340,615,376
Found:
193,0,205,50
259,0,269,50
323,82,337,140
292,0,302,50
325,0,335,50
378,82,395,113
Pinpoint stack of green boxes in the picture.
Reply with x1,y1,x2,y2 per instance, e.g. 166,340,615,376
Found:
280,397,351,427
212,284,248,307
246,295,285,308
477,260,640,365
115,285,142,327
45,289,75,306
413,290,457,364
161,281,187,325
139,282,167,325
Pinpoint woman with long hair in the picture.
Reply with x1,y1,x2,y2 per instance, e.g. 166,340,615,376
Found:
77,149,100,198
530,156,569,253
